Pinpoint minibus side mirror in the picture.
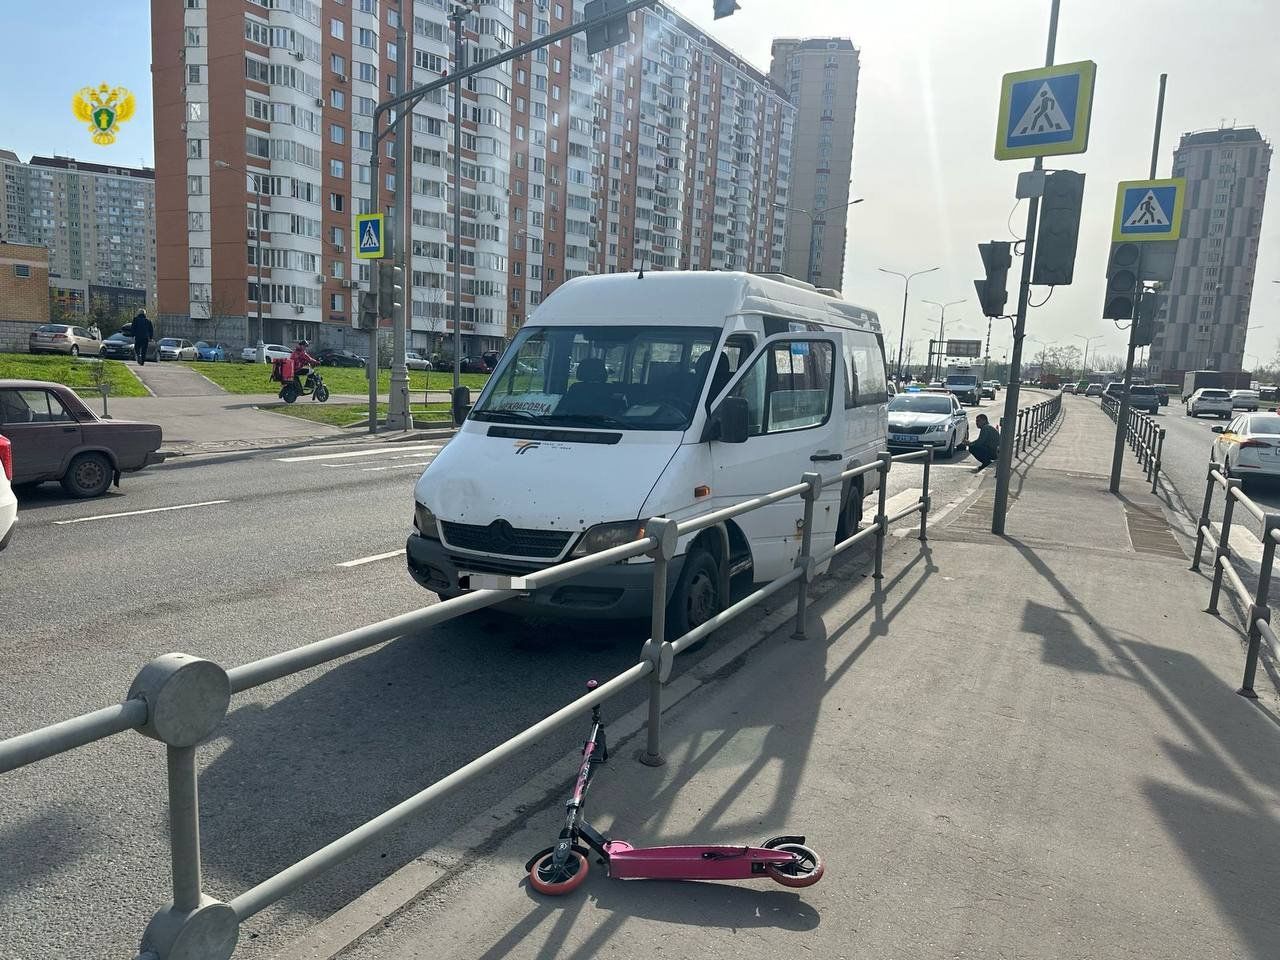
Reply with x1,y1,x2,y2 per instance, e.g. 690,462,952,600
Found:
451,386,471,426
707,396,749,444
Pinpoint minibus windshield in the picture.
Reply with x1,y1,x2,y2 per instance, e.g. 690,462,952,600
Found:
473,325,723,430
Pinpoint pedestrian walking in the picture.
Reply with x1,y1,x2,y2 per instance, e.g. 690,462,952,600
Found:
970,413,1000,469
131,309,154,365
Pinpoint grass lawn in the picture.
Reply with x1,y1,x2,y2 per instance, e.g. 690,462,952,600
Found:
0,352,149,398
264,401,452,428
191,361,488,395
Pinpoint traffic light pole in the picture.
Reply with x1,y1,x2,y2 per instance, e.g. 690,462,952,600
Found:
991,0,1059,535
1108,73,1167,493
387,19,412,432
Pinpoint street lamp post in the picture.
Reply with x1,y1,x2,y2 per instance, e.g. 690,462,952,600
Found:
214,160,266,362
1073,333,1103,382
879,265,939,384
774,198,863,287
922,298,965,381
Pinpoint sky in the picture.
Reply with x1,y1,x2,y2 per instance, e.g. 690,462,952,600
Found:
2,0,1277,369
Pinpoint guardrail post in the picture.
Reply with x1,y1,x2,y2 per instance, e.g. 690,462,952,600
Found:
1191,464,1217,572
1016,409,1026,454
640,517,678,767
1208,477,1241,615
128,654,238,960
1239,515,1279,699
1151,428,1165,493
872,452,891,581
918,448,933,541
791,472,822,640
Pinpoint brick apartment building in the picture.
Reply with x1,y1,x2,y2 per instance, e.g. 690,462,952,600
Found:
153,0,810,355
0,242,51,352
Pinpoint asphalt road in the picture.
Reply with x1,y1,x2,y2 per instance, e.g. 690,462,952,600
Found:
0,392,1022,960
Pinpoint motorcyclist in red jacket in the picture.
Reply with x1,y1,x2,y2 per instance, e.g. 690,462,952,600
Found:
288,340,318,390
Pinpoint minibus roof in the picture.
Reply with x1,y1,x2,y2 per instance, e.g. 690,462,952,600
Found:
530,271,881,333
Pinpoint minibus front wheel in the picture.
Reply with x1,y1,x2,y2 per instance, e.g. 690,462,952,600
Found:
666,548,722,640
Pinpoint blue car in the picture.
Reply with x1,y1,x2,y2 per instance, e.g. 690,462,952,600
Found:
194,341,226,362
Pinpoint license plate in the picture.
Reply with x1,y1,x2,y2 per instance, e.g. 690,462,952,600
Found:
459,571,530,591
890,434,914,444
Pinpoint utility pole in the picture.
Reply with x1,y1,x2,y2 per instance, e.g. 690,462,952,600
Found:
1109,73,1167,493
450,3,466,396
880,265,939,384
924,297,965,380
991,0,1060,535
1074,333,1102,381
983,316,993,382
386,19,412,431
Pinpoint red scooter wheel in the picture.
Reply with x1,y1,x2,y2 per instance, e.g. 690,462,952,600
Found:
528,850,589,895
765,843,824,888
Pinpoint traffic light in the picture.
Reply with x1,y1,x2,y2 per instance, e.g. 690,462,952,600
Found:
973,241,1012,318
713,0,740,18
1133,289,1161,346
357,290,378,330
378,261,404,323
1032,170,1084,286
1103,242,1140,319
584,0,629,55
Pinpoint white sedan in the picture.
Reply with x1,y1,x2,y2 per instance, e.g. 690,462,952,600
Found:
886,391,971,458
1212,413,1280,488
1186,388,1233,419
1231,389,1260,411
405,350,433,371
0,435,15,551
241,344,292,363
157,338,198,361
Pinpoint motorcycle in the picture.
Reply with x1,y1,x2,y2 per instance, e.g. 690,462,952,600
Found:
271,358,330,404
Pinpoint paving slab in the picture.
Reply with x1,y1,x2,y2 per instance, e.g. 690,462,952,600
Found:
319,394,1280,960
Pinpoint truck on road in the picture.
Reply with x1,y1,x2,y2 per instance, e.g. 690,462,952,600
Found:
944,365,981,406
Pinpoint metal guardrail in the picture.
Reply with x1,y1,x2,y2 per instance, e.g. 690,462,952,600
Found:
0,449,935,960
1190,463,1279,700
1013,391,1062,456
1100,393,1165,493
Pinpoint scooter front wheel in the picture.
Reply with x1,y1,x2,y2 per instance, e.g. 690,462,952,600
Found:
314,384,330,402
764,843,824,888
528,850,589,895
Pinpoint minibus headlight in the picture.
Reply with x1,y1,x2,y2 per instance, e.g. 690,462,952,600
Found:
571,520,649,557
414,502,441,540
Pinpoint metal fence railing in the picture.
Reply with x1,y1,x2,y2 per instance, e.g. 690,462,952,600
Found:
1014,391,1062,456
1100,393,1165,493
1190,463,1279,700
0,449,935,960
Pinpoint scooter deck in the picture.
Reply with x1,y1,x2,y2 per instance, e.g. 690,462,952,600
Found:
603,841,795,881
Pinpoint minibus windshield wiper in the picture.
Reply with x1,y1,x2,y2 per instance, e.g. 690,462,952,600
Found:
473,408,544,422
544,413,630,428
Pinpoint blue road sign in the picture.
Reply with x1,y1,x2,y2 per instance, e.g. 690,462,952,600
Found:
1112,178,1186,242
995,60,1096,161
355,213,385,259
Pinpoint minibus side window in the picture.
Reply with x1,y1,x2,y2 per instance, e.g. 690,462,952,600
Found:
847,331,888,406
726,339,834,436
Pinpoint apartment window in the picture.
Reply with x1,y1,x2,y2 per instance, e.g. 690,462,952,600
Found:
188,211,205,231
13,264,30,278
330,226,345,247
331,89,345,109
189,248,205,267
329,192,344,212
331,53,346,74
330,293,345,311
187,175,204,195
330,18,344,39
185,27,201,45
330,123,346,144
356,27,376,48
187,138,203,158
187,65,202,84
331,260,344,279
357,61,377,83
330,159,345,178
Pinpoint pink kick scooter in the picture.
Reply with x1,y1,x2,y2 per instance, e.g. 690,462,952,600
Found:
525,681,825,895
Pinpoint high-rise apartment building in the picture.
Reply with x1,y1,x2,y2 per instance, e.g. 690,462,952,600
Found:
769,37,859,291
1150,126,1271,379
152,0,794,354
0,150,156,314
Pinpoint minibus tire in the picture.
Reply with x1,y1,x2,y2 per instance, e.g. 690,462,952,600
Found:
835,483,862,542
667,549,722,640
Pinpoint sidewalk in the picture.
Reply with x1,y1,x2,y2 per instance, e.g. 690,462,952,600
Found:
316,395,1280,960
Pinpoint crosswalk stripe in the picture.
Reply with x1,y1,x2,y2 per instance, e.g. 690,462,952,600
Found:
276,443,442,463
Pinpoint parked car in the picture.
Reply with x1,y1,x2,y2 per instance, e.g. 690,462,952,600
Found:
0,434,15,550
1186,387,1233,420
1062,382,1076,394
405,350,433,371
1231,389,1261,412
1259,385,1279,403
28,323,102,357
314,347,366,367
1104,381,1126,400
1084,383,1104,397
99,331,160,362
481,350,501,371
0,380,163,497
981,380,999,399
157,338,198,361
242,343,292,363
459,356,491,374
1128,384,1160,415
194,341,227,362
1154,384,1170,407
886,391,971,458
1211,413,1280,489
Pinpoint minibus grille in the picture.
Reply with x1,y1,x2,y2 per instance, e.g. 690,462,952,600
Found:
441,520,573,558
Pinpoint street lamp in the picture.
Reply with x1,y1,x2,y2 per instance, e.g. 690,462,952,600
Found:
774,198,863,287
1073,333,1103,381
879,265,940,384
214,160,267,363
922,298,965,381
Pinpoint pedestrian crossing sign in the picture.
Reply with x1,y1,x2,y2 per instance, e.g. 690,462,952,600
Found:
995,60,1096,161
1112,178,1186,242
355,213,385,259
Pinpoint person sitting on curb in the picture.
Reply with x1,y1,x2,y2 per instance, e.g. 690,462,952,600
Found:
970,413,1000,470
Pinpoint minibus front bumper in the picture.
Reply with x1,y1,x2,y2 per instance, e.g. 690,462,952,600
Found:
406,532,684,620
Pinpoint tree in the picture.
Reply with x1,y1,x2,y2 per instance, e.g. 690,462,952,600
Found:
195,292,247,347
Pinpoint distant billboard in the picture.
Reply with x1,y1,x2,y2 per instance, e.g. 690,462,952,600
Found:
946,339,982,358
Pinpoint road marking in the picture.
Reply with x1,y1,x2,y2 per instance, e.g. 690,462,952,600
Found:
276,443,442,463
880,488,924,518
1211,520,1264,565
53,500,230,525
321,452,440,469
338,548,407,568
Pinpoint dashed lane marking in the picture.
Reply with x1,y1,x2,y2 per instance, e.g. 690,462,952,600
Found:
338,548,407,568
53,500,231,525
275,444,443,463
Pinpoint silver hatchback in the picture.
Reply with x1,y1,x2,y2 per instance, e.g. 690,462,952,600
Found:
28,324,102,357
